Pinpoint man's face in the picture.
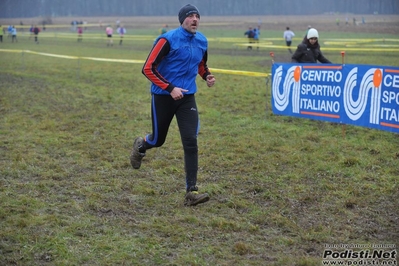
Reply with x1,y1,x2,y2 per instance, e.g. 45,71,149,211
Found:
182,14,200,34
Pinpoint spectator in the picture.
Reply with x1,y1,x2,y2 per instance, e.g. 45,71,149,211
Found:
77,26,83,42
292,28,331,64
33,25,40,43
159,24,168,35
11,26,17,43
7,25,12,38
283,26,295,54
105,25,113,46
71,20,77,31
253,27,260,50
117,25,126,45
244,27,255,50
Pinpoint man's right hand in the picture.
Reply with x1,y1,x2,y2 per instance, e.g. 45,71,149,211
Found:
170,87,189,101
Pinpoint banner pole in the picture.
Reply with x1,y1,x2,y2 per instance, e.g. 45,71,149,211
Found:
341,51,345,65
341,51,346,138
269,51,275,65
267,52,275,118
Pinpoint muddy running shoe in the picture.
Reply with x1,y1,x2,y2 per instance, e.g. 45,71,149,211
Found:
130,137,146,169
184,191,210,206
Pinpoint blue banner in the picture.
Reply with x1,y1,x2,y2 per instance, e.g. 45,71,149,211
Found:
271,63,399,133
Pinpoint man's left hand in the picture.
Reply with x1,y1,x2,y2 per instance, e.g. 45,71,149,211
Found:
206,75,215,87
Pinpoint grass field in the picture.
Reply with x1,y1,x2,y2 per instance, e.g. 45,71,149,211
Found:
1,15,398,265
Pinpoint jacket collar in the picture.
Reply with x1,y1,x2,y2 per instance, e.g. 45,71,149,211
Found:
179,25,196,38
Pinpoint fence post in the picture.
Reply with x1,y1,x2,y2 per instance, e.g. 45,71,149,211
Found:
265,76,269,119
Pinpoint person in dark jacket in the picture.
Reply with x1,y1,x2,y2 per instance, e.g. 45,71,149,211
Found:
244,27,255,50
292,28,331,63
130,4,216,206
33,25,40,43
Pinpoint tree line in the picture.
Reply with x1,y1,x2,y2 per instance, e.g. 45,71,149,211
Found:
0,0,397,18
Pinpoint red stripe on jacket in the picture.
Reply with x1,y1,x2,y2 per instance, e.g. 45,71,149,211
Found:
142,38,172,91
